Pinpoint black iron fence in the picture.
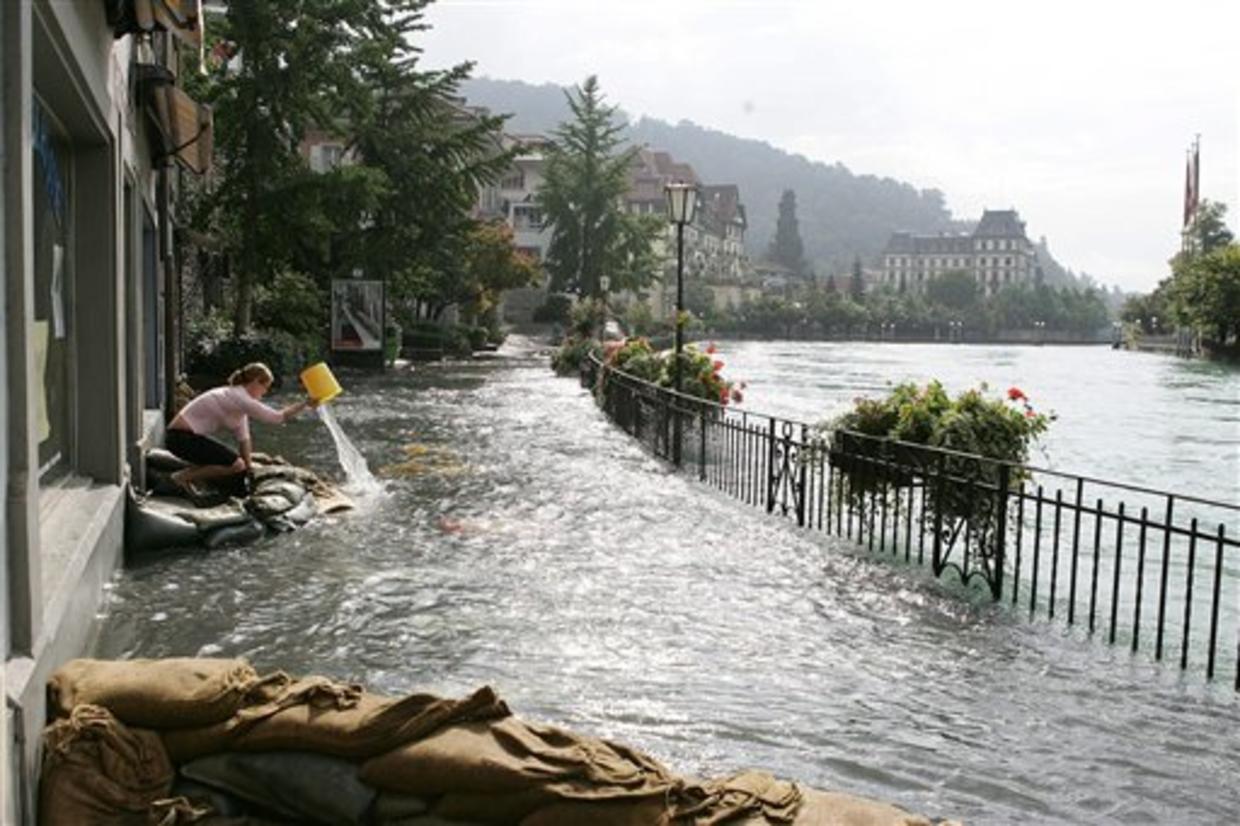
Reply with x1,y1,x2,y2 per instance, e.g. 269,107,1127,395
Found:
585,356,1240,689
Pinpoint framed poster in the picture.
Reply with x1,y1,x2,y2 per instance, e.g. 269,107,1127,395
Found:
331,279,384,352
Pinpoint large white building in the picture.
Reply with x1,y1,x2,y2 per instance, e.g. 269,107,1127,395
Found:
881,209,1038,296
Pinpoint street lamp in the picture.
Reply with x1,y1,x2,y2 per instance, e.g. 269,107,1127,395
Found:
664,180,698,396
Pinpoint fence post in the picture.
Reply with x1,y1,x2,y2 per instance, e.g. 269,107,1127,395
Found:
796,424,808,527
672,393,683,468
991,463,1010,601
932,451,946,575
698,406,707,482
766,418,777,514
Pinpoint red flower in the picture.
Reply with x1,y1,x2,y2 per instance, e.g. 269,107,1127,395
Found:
1025,409,1036,419
712,360,724,373
730,387,745,404
1007,387,1026,401
706,342,718,354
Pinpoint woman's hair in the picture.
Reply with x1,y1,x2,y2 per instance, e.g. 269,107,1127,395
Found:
228,362,274,387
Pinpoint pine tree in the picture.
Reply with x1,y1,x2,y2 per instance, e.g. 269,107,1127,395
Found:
538,76,661,298
767,189,805,276
850,256,866,301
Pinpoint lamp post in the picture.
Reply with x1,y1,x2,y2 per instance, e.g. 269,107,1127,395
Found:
665,181,698,392
665,180,697,466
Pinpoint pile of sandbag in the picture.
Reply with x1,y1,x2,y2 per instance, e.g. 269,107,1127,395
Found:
128,452,354,555
40,658,956,825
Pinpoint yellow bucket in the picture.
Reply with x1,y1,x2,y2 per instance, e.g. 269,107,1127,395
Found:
300,362,343,404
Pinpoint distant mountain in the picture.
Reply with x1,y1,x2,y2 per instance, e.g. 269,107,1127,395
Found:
461,76,1086,284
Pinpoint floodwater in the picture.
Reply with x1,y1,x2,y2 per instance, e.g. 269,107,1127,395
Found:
95,339,1240,824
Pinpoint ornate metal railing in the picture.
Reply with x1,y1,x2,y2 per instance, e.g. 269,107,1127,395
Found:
584,356,1240,689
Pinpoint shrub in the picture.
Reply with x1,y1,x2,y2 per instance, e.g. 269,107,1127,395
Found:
826,382,1054,532
533,293,573,325
593,338,745,406
551,336,597,376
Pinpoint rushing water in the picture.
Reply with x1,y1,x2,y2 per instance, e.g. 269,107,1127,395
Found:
96,340,1240,824
317,404,382,496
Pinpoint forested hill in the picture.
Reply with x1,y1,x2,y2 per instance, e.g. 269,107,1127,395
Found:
461,76,1085,284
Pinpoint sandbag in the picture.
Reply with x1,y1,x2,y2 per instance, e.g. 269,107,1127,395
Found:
674,771,801,825
181,751,376,825
372,792,432,822
146,447,192,473
202,518,266,549
359,715,677,814
788,789,940,826
125,492,202,554
38,705,174,826
165,683,507,764
170,777,251,818
518,795,671,826
48,658,282,729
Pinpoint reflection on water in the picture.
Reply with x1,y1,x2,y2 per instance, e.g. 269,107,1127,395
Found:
95,341,1240,824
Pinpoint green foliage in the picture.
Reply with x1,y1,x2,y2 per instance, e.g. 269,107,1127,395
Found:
767,189,806,275
595,338,742,405
568,298,605,339
533,294,573,325
550,337,598,376
1187,200,1235,254
190,0,513,335
1168,243,1240,345
620,300,664,338
452,221,542,327
538,76,661,298
926,270,979,310
254,271,326,343
828,382,1053,527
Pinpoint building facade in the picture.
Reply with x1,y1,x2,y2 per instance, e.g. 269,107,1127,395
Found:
3,2,209,817
881,209,1037,296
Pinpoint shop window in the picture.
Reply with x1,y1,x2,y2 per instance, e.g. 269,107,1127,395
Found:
32,99,73,480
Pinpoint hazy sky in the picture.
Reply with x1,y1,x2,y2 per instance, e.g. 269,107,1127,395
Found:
421,0,1239,292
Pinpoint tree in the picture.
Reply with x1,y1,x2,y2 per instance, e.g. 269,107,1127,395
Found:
850,256,866,302
348,3,513,321
538,76,661,299
1187,200,1235,254
1170,243,1240,344
453,221,541,324
767,189,806,276
926,270,978,310
199,0,374,335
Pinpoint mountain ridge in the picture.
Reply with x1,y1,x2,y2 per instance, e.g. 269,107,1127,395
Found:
462,76,1092,288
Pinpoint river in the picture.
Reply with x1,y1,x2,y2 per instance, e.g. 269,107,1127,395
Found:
95,339,1240,824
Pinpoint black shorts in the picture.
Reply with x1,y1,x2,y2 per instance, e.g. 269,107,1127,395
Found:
166,428,240,469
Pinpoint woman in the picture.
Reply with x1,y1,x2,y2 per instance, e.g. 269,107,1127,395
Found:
166,362,316,494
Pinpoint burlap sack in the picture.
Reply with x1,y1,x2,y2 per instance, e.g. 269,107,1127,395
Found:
47,658,282,729
165,681,507,764
786,789,940,826
38,705,174,826
519,796,672,826
359,715,679,817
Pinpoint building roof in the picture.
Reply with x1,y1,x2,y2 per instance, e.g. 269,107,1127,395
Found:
882,232,972,255
882,209,1030,256
701,185,746,230
972,209,1027,238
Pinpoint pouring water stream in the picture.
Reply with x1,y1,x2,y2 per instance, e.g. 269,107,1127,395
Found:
317,403,381,495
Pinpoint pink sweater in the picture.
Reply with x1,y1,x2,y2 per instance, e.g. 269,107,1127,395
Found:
176,385,284,443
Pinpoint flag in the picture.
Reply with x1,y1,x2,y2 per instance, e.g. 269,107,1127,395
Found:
1183,141,1200,229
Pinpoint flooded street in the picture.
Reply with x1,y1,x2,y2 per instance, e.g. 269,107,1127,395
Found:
96,340,1240,824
